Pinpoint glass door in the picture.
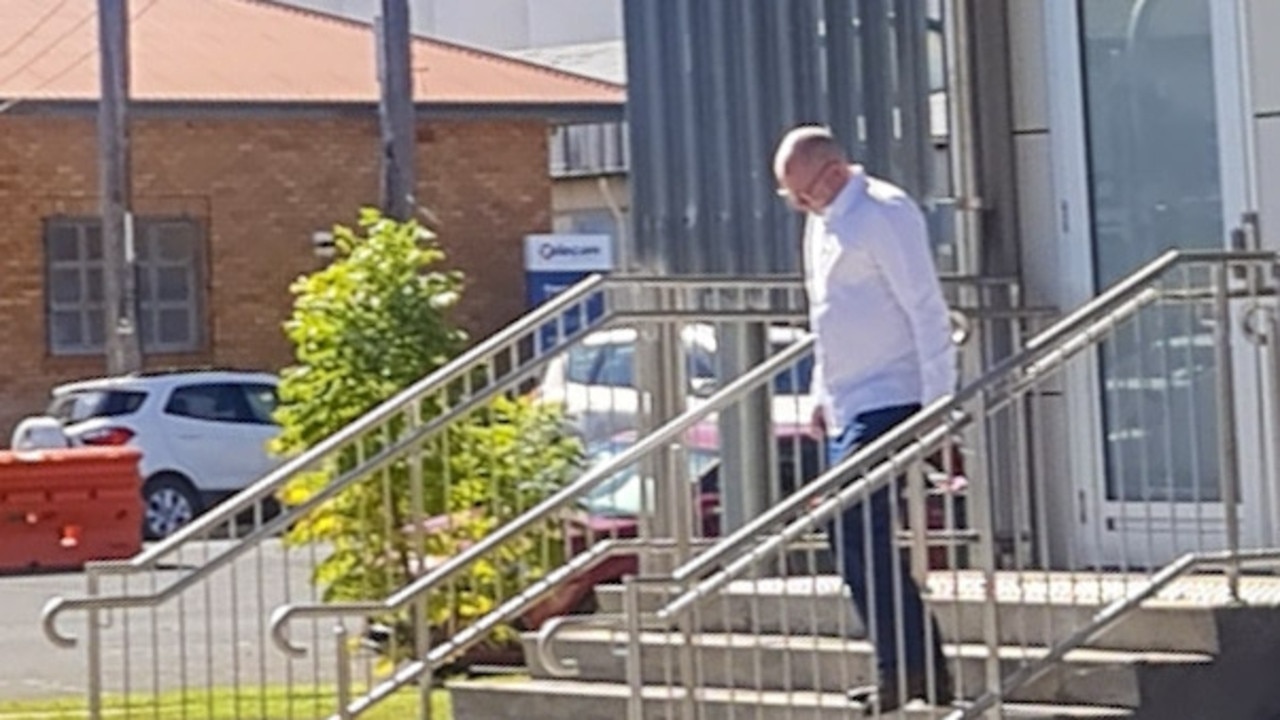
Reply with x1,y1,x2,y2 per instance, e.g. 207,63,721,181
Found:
1054,0,1267,567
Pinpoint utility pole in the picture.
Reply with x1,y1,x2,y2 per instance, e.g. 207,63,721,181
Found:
376,0,416,221
98,0,142,373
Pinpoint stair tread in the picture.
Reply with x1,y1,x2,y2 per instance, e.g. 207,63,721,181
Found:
533,627,1214,665
596,570,1280,609
449,677,1136,718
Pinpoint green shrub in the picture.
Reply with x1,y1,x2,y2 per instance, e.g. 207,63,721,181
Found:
272,209,582,661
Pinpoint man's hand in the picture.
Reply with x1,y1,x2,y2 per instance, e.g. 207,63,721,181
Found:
807,404,827,441
925,438,968,491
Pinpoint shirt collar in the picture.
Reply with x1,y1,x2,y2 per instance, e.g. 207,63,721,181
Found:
818,165,866,223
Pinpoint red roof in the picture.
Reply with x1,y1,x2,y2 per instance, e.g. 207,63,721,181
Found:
0,0,624,106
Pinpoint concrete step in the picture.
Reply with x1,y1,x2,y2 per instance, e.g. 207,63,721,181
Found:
595,575,1219,655
523,628,1212,708
448,677,1136,720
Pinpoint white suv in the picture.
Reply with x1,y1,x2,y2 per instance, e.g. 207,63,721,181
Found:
12,370,283,539
537,324,817,444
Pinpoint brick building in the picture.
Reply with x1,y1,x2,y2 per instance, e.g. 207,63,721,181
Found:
0,0,624,436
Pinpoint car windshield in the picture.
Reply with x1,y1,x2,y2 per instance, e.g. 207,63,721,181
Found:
771,351,814,396
48,389,146,424
579,441,719,517
570,333,788,392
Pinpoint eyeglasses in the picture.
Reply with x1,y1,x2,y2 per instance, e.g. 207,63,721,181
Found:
776,159,841,210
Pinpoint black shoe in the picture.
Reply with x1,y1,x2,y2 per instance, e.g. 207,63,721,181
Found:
847,671,955,712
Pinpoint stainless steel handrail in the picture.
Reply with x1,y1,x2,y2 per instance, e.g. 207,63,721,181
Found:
292,275,1046,717
41,323,617,645
266,336,817,656
532,416,966,678
331,536,722,719
94,273,612,572
945,548,1280,720
611,273,1021,287
43,272,1021,582
667,249,1272,588
41,274,613,646
52,272,1021,583
535,249,1278,664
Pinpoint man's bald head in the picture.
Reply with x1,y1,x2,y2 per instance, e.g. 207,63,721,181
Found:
773,125,853,214
773,125,848,179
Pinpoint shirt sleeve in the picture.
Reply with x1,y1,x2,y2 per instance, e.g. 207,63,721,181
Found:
800,216,833,424
862,201,957,404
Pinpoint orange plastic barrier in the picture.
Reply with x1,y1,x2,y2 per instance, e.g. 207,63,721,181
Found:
0,447,143,572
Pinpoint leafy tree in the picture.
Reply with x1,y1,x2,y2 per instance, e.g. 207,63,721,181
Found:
273,209,582,661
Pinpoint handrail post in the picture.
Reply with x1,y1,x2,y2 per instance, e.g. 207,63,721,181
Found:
408,396,432,720
1267,305,1280,546
906,461,930,588
334,623,353,720
667,442,694,570
969,388,1003,717
1213,261,1243,602
86,570,102,720
623,576,645,720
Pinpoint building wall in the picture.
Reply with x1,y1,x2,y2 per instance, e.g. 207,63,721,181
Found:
1246,0,1280,251
282,0,623,51
551,176,628,227
0,114,551,436
1005,0,1078,565
1007,0,1055,308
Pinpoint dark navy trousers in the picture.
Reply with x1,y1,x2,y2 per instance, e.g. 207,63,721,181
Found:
825,403,946,678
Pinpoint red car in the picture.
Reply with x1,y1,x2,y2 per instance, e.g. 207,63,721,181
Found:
398,420,964,662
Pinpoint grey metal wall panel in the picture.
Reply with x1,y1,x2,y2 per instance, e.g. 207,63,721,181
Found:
623,0,933,275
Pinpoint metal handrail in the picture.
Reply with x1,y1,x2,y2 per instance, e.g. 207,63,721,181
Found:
41,274,612,645
944,548,1280,720
535,248,1278,662
38,272,819,646
50,272,1020,584
97,273,611,572
267,335,816,656
274,274,1049,717
533,416,965,677
334,536,722,719
615,273,1022,287
672,249,1271,587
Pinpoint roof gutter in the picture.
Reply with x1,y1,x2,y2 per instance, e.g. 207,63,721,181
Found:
0,99,625,124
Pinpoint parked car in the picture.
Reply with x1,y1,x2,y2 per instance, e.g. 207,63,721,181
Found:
536,323,822,498
388,414,968,671
526,421,969,629
398,426,724,649
536,323,818,440
11,370,283,539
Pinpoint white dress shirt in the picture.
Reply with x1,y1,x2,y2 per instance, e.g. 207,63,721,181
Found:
803,166,956,433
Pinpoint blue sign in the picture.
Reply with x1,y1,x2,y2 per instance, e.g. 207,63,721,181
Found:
524,234,613,351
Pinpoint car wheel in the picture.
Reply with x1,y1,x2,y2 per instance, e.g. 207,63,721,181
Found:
143,474,202,540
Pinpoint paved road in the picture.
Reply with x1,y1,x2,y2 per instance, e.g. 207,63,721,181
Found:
0,539,344,702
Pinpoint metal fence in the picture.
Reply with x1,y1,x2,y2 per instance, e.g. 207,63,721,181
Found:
533,250,1280,718
39,270,1037,719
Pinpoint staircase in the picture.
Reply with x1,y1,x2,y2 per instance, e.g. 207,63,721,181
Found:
450,571,1280,719
446,250,1280,720
37,251,1280,720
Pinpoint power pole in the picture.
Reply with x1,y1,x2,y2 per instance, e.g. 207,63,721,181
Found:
376,0,416,221
98,0,142,373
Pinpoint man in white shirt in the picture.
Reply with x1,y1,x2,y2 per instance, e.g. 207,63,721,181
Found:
774,125,955,711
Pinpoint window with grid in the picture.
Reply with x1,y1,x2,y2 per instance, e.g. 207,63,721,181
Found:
549,121,630,177
45,217,205,356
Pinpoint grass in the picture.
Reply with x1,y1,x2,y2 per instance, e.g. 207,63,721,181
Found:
0,685,451,720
